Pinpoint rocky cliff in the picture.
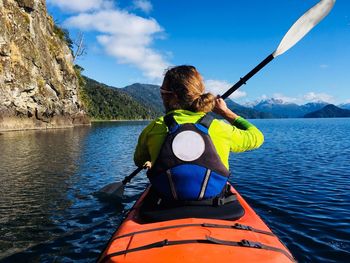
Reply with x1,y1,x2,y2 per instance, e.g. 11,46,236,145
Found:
0,0,89,131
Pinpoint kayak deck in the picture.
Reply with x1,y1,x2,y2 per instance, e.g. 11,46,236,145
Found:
98,185,295,263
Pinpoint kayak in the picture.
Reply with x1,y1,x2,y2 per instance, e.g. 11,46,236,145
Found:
98,184,295,263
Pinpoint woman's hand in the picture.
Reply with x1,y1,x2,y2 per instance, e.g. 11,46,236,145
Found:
213,97,229,116
144,161,152,169
213,97,240,123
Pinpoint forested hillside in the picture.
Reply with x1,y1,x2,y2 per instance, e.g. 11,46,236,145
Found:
123,83,164,115
81,77,159,120
82,78,274,120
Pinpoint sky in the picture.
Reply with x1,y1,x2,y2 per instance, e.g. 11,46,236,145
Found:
47,0,350,105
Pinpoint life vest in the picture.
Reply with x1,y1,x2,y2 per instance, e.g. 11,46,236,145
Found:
147,113,230,201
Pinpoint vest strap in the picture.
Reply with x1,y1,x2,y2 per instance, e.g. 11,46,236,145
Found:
164,114,178,133
164,113,214,130
199,114,214,128
198,169,211,200
166,170,178,200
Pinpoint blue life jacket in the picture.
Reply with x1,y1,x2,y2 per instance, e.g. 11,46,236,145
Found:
147,113,230,201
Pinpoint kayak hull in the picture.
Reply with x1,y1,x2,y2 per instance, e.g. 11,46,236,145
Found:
98,185,294,263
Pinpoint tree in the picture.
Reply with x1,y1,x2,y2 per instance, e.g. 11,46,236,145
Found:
73,31,87,62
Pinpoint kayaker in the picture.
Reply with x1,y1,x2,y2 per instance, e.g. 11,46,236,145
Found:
134,65,264,203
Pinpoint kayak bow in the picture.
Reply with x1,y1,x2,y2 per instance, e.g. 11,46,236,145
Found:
98,184,295,263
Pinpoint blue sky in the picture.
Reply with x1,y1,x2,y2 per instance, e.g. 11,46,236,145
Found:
47,0,349,104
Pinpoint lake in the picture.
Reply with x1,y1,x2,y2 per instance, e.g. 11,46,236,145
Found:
0,119,349,262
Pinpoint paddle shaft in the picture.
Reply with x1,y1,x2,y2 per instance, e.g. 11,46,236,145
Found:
221,54,274,100
122,166,144,184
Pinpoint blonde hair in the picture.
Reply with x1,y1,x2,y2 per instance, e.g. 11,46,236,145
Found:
161,65,215,113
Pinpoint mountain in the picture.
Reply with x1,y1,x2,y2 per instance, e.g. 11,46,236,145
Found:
123,83,164,115
338,103,350,110
85,80,343,120
302,102,330,113
123,83,273,119
304,104,350,118
252,99,302,118
250,99,328,118
0,0,89,131
225,100,275,119
82,77,159,120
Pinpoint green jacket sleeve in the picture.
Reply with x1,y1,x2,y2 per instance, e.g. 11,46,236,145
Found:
209,116,264,155
229,117,264,152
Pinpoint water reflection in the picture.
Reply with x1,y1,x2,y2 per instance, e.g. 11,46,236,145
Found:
0,127,91,257
0,122,150,262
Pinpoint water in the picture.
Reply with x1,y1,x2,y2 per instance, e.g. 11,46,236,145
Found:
0,119,349,262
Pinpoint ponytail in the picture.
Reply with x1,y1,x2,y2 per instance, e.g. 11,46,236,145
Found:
190,92,215,113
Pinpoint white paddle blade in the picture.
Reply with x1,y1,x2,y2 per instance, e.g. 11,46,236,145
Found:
273,0,335,57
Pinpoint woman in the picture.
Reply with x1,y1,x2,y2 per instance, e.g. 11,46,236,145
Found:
134,65,264,203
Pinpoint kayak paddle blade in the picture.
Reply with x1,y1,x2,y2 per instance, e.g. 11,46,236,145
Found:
273,0,335,57
97,182,125,198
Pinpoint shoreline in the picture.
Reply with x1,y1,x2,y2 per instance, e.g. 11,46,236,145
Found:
91,119,152,122
1,117,349,133
0,119,152,133
0,123,91,134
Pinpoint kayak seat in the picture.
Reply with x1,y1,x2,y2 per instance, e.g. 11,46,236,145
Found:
138,188,245,223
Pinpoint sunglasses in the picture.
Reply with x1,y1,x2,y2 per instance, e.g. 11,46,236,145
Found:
160,88,173,94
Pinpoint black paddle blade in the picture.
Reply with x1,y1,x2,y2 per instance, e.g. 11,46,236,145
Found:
96,182,125,199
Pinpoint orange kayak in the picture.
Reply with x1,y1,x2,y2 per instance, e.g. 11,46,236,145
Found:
98,184,295,263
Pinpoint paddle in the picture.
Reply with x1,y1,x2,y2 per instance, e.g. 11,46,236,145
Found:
221,0,335,100
97,0,335,200
97,165,145,198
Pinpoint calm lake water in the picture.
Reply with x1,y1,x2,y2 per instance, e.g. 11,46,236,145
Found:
0,119,349,262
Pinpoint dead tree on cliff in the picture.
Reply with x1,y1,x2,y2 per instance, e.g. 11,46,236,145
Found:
73,32,87,62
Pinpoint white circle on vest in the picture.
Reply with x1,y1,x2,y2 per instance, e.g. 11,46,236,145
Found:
172,130,205,161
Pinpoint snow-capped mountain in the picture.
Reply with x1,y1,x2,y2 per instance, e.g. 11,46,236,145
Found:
244,98,328,118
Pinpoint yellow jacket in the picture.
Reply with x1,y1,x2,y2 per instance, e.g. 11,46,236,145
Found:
134,109,264,169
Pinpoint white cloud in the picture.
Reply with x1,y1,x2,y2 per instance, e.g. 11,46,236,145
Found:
65,11,162,37
204,79,247,100
63,8,170,80
303,92,334,103
320,64,329,69
97,34,168,79
47,0,113,13
133,0,153,13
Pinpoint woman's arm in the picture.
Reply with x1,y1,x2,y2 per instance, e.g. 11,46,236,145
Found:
213,97,240,123
213,97,264,152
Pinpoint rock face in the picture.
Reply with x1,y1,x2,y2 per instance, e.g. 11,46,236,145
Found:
0,0,90,131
